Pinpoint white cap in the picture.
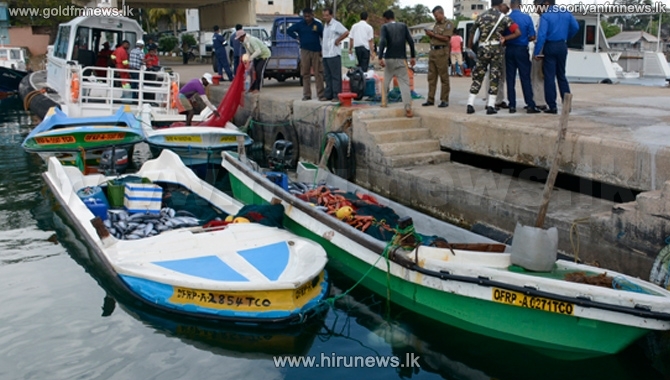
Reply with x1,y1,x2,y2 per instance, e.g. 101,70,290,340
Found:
136,39,145,45
202,73,213,84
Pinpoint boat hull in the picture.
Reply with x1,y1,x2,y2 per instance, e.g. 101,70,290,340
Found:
42,151,329,325
224,155,662,358
0,67,28,92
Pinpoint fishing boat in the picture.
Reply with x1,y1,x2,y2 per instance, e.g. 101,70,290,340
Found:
0,46,28,93
222,151,670,358
42,149,329,324
139,105,252,169
22,105,143,172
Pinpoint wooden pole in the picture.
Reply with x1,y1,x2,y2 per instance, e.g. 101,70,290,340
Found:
319,137,336,169
236,135,247,162
535,93,572,228
380,73,387,107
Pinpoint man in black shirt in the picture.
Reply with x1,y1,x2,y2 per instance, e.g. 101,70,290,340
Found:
378,10,416,118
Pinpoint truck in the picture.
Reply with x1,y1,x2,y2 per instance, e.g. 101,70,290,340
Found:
264,16,308,84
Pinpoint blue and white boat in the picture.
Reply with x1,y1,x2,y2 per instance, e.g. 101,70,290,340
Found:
22,105,144,171
42,149,329,324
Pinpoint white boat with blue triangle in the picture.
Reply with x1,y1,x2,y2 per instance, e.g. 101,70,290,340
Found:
42,149,329,324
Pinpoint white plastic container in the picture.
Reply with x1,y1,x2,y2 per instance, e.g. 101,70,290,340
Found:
124,183,163,214
510,223,558,272
297,162,328,184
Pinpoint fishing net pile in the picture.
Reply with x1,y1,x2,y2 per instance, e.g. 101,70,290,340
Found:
294,185,448,247
104,181,283,240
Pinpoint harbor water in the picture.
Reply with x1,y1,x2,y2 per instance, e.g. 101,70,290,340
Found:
1,97,669,380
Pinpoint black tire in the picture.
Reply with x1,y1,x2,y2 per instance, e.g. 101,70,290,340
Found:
299,75,303,86
600,79,613,84
322,132,355,180
274,122,300,169
212,53,218,72
277,74,286,82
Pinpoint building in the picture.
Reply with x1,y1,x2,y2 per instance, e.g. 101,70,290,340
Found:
607,31,660,52
408,22,433,43
454,0,488,19
0,2,8,45
187,0,294,33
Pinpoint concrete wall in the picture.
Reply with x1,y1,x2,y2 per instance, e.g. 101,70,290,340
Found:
8,26,50,56
199,0,256,30
255,0,292,16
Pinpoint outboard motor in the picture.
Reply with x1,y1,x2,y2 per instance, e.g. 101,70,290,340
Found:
99,147,129,174
267,140,294,172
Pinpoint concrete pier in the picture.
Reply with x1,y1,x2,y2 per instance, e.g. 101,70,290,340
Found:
194,63,670,279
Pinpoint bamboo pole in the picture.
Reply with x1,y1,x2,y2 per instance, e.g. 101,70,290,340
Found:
535,93,572,228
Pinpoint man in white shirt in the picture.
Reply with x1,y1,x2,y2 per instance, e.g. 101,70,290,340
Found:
529,5,547,110
348,11,374,71
322,8,349,101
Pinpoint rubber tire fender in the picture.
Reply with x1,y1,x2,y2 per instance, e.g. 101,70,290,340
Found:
321,131,355,181
273,122,300,168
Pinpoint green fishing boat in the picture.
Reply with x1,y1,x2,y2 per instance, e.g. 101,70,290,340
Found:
222,151,670,359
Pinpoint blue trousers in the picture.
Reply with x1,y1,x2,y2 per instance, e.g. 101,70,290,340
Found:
542,41,570,110
215,51,233,81
505,44,535,109
233,55,240,75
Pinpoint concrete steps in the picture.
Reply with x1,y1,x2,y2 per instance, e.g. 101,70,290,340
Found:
390,151,451,167
370,128,431,143
379,139,441,156
365,117,422,132
354,108,451,168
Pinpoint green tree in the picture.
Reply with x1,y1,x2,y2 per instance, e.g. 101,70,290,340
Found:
601,20,621,38
147,8,185,37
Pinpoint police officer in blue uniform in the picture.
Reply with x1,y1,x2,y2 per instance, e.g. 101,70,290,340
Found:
533,0,579,113
505,0,540,113
213,25,234,81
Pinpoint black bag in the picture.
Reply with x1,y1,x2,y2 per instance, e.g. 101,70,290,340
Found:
347,67,365,101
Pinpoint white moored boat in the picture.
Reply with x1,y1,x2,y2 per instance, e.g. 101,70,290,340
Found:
43,149,329,324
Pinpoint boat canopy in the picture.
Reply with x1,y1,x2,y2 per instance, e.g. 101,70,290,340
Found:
28,106,139,135
52,15,143,63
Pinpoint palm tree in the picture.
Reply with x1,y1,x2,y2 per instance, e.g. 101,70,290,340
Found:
147,8,186,36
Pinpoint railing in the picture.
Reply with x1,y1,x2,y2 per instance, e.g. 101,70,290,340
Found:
66,64,180,117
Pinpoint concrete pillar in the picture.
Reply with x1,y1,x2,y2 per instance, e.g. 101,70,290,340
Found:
199,0,256,30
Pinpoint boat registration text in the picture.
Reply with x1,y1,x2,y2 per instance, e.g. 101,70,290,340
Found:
165,135,203,143
84,133,126,142
219,136,237,143
170,288,273,310
492,288,574,315
35,135,76,145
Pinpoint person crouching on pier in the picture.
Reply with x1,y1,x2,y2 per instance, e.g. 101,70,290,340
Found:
177,73,221,126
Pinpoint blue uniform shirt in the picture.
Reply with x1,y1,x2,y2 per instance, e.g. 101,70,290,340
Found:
534,5,579,56
213,32,226,54
506,9,535,46
230,33,244,57
287,19,323,52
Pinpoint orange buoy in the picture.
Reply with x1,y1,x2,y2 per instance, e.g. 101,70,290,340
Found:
170,82,179,108
70,73,80,102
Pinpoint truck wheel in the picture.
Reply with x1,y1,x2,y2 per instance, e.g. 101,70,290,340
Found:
212,54,218,72
299,76,303,86
277,74,286,82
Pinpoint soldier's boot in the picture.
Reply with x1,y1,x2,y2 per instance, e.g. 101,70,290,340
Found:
486,94,497,115
466,93,477,114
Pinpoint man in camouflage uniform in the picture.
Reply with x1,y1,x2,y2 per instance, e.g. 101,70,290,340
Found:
422,6,453,108
467,0,520,115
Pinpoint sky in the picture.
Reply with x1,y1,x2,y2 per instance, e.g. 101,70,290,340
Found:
397,0,670,19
